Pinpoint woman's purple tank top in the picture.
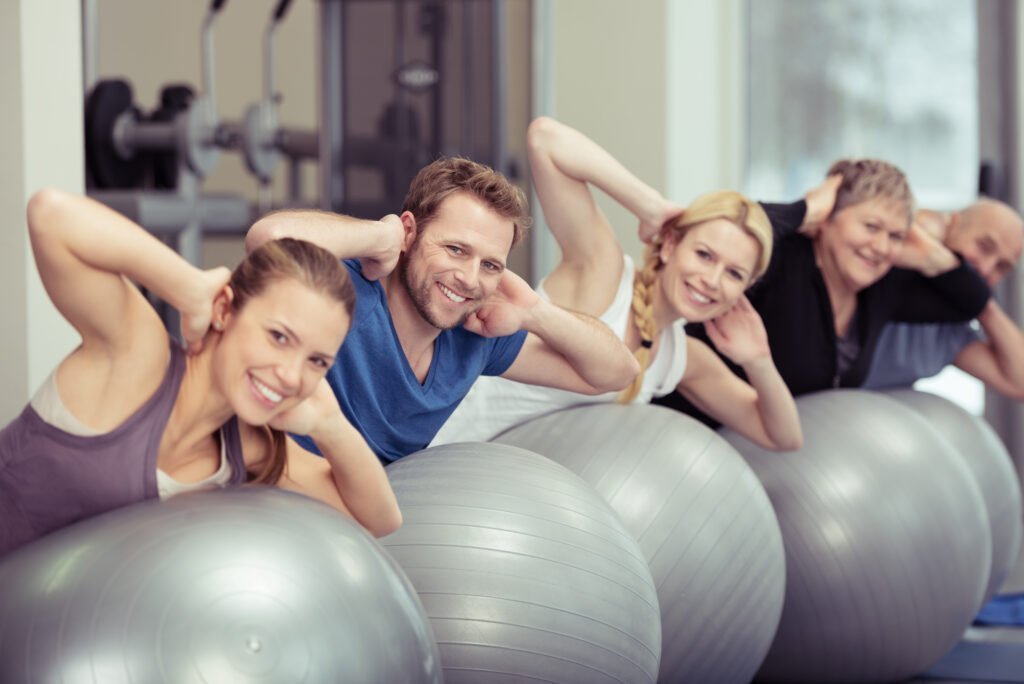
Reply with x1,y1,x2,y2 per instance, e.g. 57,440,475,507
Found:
0,343,247,557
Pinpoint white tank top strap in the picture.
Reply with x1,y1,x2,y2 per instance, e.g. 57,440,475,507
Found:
29,368,102,436
156,429,234,499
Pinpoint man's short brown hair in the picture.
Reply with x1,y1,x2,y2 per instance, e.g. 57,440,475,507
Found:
402,157,531,246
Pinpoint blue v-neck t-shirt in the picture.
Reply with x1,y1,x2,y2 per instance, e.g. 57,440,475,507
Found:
293,260,527,463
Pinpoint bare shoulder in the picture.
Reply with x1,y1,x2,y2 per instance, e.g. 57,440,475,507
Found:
55,323,173,432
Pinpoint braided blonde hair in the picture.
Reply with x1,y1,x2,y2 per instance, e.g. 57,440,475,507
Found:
618,191,773,403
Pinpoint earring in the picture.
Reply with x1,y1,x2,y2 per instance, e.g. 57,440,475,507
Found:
213,321,223,331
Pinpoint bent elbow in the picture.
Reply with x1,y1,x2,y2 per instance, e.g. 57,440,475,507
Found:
26,187,67,238
245,215,287,254
760,432,803,453
782,433,804,451
597,355,642,394
367,506,403,539
527,116,561,155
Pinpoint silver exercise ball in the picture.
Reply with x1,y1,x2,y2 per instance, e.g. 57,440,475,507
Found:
0,487,441,684
380,442,661,684
721,390,991,684
495,404,785,684
883,388,1023,603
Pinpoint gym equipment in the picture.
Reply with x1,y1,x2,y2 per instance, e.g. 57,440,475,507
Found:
496,403,785,684
84,79,149,188
0,487,442,683
319,0,515,215
721,389,991,683
883,388,1023,604
380,443,662,684
84,0,227,191
238,0,293,188
148,84,196,188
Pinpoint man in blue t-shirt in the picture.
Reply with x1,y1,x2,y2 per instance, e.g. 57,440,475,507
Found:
247,157,640,463
863,198,1024,398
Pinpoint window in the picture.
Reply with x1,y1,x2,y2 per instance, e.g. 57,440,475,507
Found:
746,0,984,414
746,0,978,209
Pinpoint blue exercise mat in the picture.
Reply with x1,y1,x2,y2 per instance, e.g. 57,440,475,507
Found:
976,593,1024,626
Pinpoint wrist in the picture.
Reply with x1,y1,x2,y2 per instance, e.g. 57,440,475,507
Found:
977,298,998,321
739,353,774,376
925,246,958,276
518,296,554,334
308,414,351,448
642,193,669,225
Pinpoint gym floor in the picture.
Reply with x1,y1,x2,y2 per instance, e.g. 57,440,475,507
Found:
909,543,1024,683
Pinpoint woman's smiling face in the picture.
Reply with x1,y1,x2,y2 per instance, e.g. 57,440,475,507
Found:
214,278,350,425
657,218,761,322
816,198,911,293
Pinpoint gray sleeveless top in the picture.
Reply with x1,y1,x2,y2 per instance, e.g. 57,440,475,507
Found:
0,343,247,558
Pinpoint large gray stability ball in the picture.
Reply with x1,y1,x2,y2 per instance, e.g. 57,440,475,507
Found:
883,388,1023,604
0,487,442,684
721,390,991,684
495,404,786,684
380,442,662,684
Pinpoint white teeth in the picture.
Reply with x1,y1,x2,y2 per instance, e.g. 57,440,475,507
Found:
252,376,283,404
687,285,711,304
439,283,467,303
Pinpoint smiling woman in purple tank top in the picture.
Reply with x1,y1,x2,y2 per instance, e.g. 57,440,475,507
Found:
0,190,400,558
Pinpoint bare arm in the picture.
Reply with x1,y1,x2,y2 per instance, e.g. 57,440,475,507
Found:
678,299,802,451
462,268,630,395
500,302,641,395
953,300,1024,400
528,116,681,314
247,209,405,281
466,269,639,394
272,380,401,537
27,189,228,355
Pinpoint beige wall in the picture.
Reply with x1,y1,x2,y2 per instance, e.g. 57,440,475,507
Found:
536,0,744,274
546,0,668,264
0,0,83,424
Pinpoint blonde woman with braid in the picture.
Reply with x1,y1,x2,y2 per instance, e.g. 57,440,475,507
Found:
431,117,802,450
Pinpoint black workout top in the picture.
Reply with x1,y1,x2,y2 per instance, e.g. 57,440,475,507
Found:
654,200,992,427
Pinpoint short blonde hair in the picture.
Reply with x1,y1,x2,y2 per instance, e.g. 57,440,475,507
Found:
827,158,915,227
619,191,773,403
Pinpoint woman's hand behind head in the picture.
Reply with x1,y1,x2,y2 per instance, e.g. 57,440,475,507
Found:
639,199,686,244
182,267,232,355
800,174,843,237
